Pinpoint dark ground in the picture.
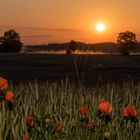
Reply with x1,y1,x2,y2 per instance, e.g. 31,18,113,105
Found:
0,53,140,86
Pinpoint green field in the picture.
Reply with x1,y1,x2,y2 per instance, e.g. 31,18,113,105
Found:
0,81,140,140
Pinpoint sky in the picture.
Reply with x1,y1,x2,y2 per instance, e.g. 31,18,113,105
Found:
0,0,140,45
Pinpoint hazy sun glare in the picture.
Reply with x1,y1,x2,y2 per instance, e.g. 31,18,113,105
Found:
96,23,105,32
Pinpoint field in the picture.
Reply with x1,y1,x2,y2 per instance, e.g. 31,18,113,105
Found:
0,53,140,86
0,54,140,139
0,81,140,140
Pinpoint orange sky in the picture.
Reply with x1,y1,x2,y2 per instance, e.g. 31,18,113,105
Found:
0,0,140,45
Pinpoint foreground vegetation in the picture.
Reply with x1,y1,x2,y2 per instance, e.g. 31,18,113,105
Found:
0,78,140,140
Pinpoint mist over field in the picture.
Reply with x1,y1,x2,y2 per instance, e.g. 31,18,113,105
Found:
23,42,140,54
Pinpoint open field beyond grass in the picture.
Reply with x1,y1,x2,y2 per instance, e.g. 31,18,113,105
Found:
0,54,140,86
0,81,140,140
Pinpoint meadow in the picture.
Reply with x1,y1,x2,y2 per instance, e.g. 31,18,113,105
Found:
0,80,140,140
0,54,140,139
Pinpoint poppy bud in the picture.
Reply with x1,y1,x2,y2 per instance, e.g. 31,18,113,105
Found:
0,77,8,90
80,106,89,115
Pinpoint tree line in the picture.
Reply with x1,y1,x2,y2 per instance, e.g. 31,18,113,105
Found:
0,29,138,55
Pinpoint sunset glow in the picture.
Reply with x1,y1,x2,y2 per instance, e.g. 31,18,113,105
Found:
0,0,140,44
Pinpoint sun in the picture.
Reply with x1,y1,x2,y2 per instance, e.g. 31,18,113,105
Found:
96,23,105,32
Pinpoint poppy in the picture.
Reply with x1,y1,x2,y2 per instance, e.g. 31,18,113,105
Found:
98,99,112,113
56,123,63,132
80,106,89,115
122,106,137,117
5,91,14,103
26,116,36,126
98,98,106,104
0,77,8,90
24,135,28,140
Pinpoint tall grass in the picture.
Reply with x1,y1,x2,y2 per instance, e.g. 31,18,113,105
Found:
0,80,140,140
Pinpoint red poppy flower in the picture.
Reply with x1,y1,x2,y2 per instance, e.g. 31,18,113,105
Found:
26,116,36,126
56,123,63,132
80,106,89,115
24,135,28,140
5,91,14,103
0,77,8,90
98,98,106,104
86,120,94,129
98,99,112,113
122,106,137,117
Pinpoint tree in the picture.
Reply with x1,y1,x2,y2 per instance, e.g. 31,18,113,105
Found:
69,40,77,53
117,31,137,55
0,29,22,52
66,49,72,54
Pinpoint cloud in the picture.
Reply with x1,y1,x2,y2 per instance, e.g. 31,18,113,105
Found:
45,28,87,33
0,25,87,33
22,34,51,38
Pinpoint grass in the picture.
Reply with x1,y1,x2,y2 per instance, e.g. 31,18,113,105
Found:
0,80,140,140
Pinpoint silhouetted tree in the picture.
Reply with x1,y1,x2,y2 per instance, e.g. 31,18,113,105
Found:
66,49,72,54
117,31,137,55
69,40,77,53
0,29,22,52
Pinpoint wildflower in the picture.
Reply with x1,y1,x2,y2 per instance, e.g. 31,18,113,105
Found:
5,91,14,103
56,123,63,132
44,119,51,125
86,120,94,129
80,106,89,115
0,77,8,90
26,116,36,126
122,106,137,117
98,99,112,113
24,135,28,140
98,98,106,104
